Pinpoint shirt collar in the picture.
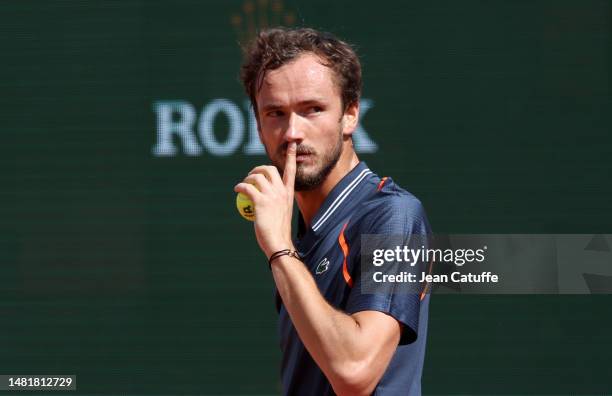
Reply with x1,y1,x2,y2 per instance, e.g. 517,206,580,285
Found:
296,161,372,239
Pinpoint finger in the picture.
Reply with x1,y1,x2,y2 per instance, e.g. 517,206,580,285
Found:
243,173,273,193
233,182,262,202
283,141,297,189
248,165,283,187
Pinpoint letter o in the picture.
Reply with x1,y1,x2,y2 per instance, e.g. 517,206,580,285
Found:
198,99,244,156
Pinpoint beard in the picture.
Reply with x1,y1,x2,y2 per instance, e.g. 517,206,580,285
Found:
272,128,343,191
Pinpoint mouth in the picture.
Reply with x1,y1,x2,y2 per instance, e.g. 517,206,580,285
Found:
296,153,311,163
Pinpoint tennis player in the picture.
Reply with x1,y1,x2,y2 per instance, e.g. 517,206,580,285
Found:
235,27,431,396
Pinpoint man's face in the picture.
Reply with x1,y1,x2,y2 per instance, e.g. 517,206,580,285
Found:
255,53,356,191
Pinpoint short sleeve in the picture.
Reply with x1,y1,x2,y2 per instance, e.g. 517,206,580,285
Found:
345,193,431,345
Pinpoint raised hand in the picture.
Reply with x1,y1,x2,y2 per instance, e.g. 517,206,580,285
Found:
234,142,297,258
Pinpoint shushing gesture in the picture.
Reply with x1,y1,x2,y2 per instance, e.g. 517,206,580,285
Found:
234,142,297,259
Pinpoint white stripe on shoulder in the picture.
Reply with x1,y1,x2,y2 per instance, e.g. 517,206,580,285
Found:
312,169,372,232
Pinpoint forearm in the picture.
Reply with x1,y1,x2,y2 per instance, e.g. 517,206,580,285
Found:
271,254,382,394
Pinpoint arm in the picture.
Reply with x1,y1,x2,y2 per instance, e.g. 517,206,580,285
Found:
271,253,400,395
234,142,401,395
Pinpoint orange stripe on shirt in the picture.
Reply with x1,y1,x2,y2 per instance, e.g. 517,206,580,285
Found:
377,177,388,191
420,257,435,300
338,222,353,287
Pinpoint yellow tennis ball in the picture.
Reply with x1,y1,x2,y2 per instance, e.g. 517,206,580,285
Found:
236,192,255,221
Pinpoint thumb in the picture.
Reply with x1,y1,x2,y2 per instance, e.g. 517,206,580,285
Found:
283,142,297,189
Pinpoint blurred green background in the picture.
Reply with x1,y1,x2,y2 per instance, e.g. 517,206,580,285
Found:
1,0,611,394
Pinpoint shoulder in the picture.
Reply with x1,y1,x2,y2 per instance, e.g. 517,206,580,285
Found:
351,176,430,235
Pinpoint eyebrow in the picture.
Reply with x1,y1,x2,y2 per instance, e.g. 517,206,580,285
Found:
261,98,328,112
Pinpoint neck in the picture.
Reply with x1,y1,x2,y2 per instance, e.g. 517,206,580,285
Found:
295,145,359,228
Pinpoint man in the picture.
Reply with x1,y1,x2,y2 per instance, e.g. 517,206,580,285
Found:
235,27,431,395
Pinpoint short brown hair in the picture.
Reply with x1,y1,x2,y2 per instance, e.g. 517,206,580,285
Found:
240,27,362,117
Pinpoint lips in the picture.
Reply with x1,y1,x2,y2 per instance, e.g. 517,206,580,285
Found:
279,146,315,163
296,153,314,164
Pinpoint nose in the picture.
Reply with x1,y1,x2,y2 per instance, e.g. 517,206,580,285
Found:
283,112,305,143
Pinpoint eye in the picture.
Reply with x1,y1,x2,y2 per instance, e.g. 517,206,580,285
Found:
267,110,284,118
308,106,323,114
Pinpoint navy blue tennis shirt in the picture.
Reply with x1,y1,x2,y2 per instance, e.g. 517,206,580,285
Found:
275,161,431,395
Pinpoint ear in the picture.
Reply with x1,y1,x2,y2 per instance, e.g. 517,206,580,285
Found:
341,101,360,137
